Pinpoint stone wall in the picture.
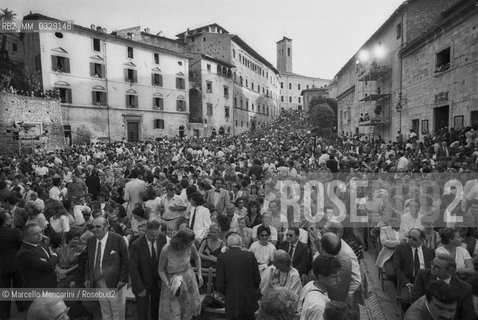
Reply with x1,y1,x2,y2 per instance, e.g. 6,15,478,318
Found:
0,92,65,153
401,8,478,134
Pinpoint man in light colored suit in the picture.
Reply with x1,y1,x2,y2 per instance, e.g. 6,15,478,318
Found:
85,217,129,320
324,221,361,297
188,192,211,243
124,169,147,217
206,178,230,215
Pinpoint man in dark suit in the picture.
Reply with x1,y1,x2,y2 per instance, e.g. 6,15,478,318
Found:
216,232,261,320
279,227,310,276
206,178,230,215
393,228,435,287
16,223,59,308
411,254,475,320
85,217,129,320
129,220,167,320
3,195,28,230
0,210,24,318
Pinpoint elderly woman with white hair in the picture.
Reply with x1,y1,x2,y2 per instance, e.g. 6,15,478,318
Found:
260,250,302,298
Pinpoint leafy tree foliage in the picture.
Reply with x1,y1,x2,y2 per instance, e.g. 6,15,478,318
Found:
307,96,337,137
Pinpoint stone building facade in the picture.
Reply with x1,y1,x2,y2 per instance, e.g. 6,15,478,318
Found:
334,0,460,141
276,37,330,112
188,54,234,137
176,24,280,134
0,92,65,153
21,13,191,142
399,0,478,137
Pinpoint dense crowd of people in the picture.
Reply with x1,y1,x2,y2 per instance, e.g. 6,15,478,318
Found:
2,110,478,319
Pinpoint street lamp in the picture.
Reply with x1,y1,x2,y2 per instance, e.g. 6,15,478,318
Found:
396,93,403,133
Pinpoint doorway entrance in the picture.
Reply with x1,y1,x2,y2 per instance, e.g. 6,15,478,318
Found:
471,111,478,130
434,106,449,133
127,122,139,142
178,125,185,138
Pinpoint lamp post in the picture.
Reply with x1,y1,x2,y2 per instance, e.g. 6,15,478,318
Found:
396,93,403,133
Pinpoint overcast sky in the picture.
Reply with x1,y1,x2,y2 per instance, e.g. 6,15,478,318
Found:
4,0,404,79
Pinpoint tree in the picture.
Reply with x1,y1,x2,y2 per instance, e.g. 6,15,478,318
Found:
0,8,16,21
307,96,338,137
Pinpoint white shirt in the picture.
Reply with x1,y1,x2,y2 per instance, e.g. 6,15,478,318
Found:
252,224,278,242
95,232,109,270
340,239,361,296
298,281,329,320
399,212,424,239
412,245,426,272
146,239,157,258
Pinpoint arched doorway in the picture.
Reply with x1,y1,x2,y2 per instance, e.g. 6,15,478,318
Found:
178,125,185,138
219,127,225,135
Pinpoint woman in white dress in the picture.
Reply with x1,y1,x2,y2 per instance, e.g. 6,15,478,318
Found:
436,228,475,278
249,225,276,276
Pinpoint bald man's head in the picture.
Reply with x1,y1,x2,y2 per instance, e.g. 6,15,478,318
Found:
324,220,344,238
320,232,342,256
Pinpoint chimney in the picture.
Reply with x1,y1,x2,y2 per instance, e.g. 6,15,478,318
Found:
96,26,102,31
144,28,150,33
102,28,107,33
183,28,190,43
91,24,95,30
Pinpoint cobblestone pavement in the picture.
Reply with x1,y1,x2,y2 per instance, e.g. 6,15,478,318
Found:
360,247,402,320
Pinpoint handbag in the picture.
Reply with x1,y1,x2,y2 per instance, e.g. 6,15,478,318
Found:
202,291,225,309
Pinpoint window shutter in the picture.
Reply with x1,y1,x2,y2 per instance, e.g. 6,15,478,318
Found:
176,78,180,89
135,96,138,107
92,91,96,104
159,75,163,87
125,95,129,107
160,98,163,110
151,74,155,86
64,58,70,73
134,70,138,83
66,89,72,103
51,56,57,71
101,92,107,105
124,69,128,82
90,63,95,76
101,65,105,78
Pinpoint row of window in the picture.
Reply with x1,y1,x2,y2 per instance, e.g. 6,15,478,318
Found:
280,82,309,91
55,87,186,111
52,55,186,89
205,104,230,117
205,63,233,78
91,38,161,64
232,49,277,86
235,75,272,97
205,82,229,97
280,96,301,103
232,97,270,115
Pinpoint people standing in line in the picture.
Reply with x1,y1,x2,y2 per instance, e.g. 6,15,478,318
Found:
157,229,203,320
16,223,59,308
123,169,147,217
130,220,168,320
0,209,24,318
188,192,211,243
216,232,261,320
84,217,129,320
